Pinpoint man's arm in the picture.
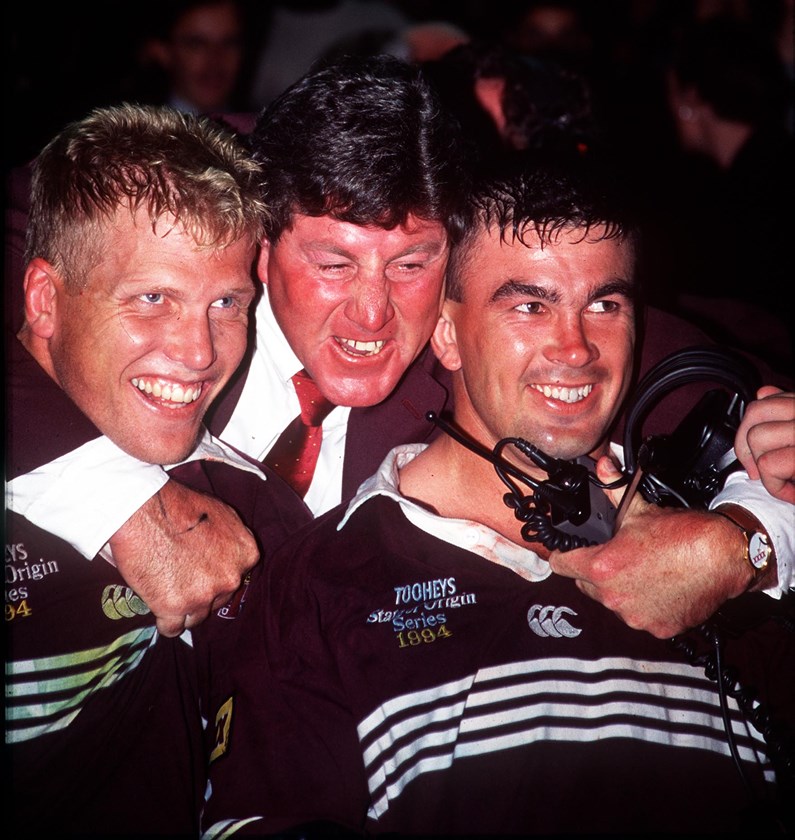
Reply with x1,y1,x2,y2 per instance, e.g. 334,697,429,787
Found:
8,435,259,636
549,456,790,639
7,435,171,559
110,480,259,637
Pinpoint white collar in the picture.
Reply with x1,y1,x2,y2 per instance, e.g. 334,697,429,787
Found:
255,287,305,385
339,445,550,583
166,428,267,482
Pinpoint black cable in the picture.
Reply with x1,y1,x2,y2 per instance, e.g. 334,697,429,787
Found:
426,412,623,551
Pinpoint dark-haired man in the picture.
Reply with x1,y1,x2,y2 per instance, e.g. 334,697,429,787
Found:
201,156,793,836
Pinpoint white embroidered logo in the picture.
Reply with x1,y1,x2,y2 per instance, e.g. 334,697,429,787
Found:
527,604,581,638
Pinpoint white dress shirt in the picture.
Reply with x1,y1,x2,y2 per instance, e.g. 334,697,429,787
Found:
219,289,350,515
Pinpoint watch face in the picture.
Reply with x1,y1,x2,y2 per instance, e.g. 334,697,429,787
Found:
749,532,771,570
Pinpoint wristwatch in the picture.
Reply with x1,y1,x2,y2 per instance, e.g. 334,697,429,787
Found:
713,503,774,583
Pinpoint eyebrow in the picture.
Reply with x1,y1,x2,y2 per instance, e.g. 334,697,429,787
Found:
302,239,448,259
490,278,635,304
491,281,555,303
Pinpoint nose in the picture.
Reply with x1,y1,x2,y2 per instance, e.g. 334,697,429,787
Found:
543,314,598,368
344,273,395,333
164,310,216,370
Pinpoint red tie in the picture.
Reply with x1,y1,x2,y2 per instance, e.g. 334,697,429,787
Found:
264,369,335,497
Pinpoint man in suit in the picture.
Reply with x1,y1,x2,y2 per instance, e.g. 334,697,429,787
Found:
7,55,793,645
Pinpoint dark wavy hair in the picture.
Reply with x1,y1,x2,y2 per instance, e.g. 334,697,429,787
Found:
249,54,470,244
446,151,641,303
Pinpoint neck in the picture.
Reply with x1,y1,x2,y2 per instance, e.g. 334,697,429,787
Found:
399,430,551,557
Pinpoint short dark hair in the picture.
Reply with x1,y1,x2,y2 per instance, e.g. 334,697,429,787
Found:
447,151,639,302
249,53,469,244
424,40,598,160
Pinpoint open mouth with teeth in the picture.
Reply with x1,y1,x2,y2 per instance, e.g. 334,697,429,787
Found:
131,377,203,407
335,337,386,357
530,383,593,404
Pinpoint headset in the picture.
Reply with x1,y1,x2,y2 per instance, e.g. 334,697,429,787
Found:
428,345,794,818
430,345,762,551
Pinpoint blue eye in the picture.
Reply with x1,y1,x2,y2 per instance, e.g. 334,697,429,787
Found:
140,293,164,304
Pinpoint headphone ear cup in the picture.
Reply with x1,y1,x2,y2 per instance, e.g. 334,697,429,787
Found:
622,345,760,497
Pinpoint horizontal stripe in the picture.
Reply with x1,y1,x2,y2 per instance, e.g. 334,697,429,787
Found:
6,626,156,678
5,628,158,743
356,657,772,820
367,720,775,820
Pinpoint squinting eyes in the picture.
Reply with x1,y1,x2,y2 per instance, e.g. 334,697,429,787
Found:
137,294,242,309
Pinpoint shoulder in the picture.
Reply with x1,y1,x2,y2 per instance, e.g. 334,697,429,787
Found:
269,495,403,576
7,338,104,478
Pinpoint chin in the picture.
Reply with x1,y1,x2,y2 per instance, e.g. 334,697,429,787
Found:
532,435,599,463
120,434,202,467
326,377,397,409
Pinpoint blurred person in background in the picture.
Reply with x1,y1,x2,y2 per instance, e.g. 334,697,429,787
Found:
136,0,252,116
663,14,794,371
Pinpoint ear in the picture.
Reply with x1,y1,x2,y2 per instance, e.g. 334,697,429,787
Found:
430,304,462,372
23,258,63,339
256,240,271,286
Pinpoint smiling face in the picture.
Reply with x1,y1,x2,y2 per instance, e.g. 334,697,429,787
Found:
434,223,636,467
259,213,449,407
27,206,256,465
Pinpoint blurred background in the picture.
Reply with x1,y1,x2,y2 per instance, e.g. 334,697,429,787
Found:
5,0,794,371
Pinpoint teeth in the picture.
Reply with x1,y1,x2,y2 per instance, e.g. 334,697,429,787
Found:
337,337,385,356
531,383,593,404
132,378,202,405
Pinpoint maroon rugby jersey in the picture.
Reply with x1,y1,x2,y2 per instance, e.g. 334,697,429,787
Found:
5,338,311,835
203,490,793,836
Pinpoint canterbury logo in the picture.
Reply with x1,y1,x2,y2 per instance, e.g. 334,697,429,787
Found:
101,584,150,620
527,604,581,638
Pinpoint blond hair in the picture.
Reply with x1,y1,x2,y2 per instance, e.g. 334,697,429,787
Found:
26,103,268,287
